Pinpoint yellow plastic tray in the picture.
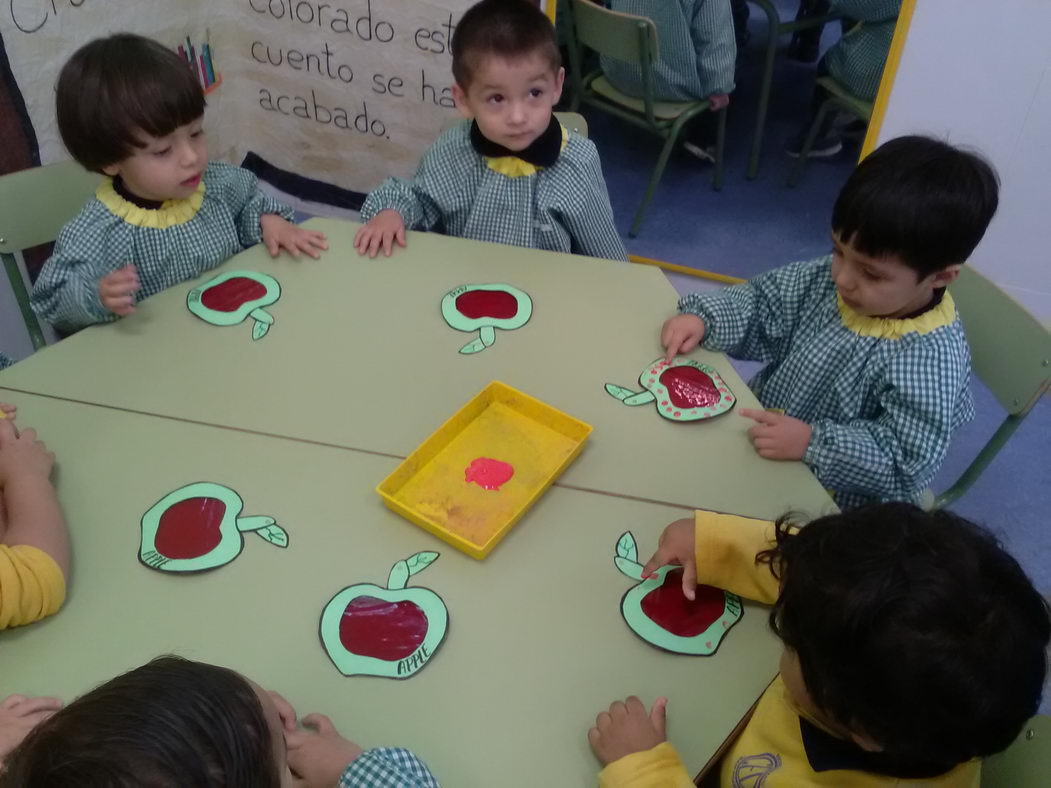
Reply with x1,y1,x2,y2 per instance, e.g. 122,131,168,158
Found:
377,381,592,559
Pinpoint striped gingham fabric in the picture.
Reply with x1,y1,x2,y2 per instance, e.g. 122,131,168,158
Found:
339,747,441,787
361,121,627,261
600,0,737,101
679,256,974,510
30,161,293,333
824,0,902,100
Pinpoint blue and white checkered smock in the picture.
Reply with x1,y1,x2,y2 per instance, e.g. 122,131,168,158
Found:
339,747,440,787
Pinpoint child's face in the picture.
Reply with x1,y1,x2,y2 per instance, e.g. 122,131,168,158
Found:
453,53,565,151
102,117,208,202
831,233,960,318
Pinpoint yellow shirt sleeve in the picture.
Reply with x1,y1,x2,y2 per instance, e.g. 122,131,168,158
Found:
693,510,781,605
0,544,66,629
598,743,696,787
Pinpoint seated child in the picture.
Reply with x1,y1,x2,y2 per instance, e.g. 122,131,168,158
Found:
1,655,441,786
589,503,1051,786
662,136,999,509
31,33,327,334
355,0,626,261
0,408,68,630
601,0,737,160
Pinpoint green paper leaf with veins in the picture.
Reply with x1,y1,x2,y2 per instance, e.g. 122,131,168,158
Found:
459,337,488,355
605,383,636,402
256,524,289,548
406,551,439,574
616,532,638,563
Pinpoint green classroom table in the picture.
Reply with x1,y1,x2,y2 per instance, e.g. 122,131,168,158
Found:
0,218,833,520
0,394,783,786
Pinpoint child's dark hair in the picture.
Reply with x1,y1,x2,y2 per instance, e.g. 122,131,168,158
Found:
56,33,205,172
758,503,1049,774
831,136,999,278
451,0,561,88
0,656,280,787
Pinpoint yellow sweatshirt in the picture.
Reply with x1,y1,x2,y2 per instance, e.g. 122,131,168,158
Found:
0,544,66,629
598,512,980,788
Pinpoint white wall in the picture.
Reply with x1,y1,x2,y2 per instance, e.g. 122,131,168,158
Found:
875,0,1051,320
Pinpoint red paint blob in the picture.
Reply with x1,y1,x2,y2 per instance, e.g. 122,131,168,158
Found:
155,496,225,559
464,457,514,490
659,366,721,409
640,568,727,638
338,595,428,661
200,277,267,312
455,290,518,320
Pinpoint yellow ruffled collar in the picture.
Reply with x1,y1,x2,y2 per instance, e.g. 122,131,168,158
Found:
96,178,205,229
483,125,569,178
837,291,957,339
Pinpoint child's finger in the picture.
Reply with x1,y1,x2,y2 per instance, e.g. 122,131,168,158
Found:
650,697,668,738
10,697,62,716
740,408,777,425
586,725,601,749
367,233,382,259
300,712,335,734
640,545,675,579
0,694,28,709
382,232,394,257
396,227,407,247
0,419,17,444
680,559,698,600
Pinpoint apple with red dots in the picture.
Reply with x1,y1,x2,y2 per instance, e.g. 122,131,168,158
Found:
320,552,449,679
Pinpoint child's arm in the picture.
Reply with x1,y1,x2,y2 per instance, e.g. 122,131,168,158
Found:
802,340,966,503
206,162,306,251
673,258,825,362
0,420,68,629
690,0,737,99
559,140,628,261
285,713,439,787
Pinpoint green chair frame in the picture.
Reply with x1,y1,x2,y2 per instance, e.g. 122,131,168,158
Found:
566,0,726,238
934,267,1050,509
745,0,840,179
787,75,873,186
0,160,101,350
981,716,1051,787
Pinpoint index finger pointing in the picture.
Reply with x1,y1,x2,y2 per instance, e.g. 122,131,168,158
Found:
740,408,777,425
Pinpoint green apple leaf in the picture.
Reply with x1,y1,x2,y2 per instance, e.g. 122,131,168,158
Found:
616,531,638,563
256,524,289,548
604,383,636,402
406,551,439,575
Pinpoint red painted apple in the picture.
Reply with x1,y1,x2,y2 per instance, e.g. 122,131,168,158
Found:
441,283,532,354
187,270,281,340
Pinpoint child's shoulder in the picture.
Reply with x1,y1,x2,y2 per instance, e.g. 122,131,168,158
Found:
424,121,475,160
55,188,123,243
201,160,257,191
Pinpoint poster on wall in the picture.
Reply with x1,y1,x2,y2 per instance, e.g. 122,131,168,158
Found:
0,0,557,207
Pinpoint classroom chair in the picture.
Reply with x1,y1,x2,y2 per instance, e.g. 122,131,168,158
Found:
566,0,726,238
929,267,1051,509
0,160,100,351
439,111,588,138
745,0,840,179
787,74,872,186
980,715,1051,787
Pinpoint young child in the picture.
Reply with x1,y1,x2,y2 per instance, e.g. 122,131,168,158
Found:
662,136,999,509
1,655,441,786
355,0,626,261
0,408,68,630
30,33,327,334
600,0,737,160
589,503,1051,785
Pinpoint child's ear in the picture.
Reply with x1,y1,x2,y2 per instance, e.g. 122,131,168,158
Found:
452,84,473,120
551,67,566,105
101,163,121,177
929,264,962,288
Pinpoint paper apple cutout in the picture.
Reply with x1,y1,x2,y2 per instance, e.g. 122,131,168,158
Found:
605,357,736,422
139,482,288,573
441,283,532,354
187,270,281,340
320,551,449,679
614,531,742,655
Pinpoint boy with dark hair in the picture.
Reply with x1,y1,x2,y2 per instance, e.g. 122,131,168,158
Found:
589,503,1051,785
662,136,1000,508
31,34,327,334
355,0,626,261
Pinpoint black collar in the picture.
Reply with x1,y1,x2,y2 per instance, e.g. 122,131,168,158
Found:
469,115,562,168
896,287,945,320
799,717,954,779
113,176,165,210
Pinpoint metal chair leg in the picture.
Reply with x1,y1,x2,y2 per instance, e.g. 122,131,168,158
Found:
787,98,835,186
747,0,780,180
629,127,681,238
2,251,46,351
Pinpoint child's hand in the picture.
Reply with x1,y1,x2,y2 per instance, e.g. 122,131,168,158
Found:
588,696,668,767
708,93,730,111
98,264,140,316
0,694,63,762
260,214,329,260
268,690,298,733
0,403,15,420
660,314,706,363
641,517,698,600
285,713,364,788
354,210,406,258
741,409,812,461
0,421,54,486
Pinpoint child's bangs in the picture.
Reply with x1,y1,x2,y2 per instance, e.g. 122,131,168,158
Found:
121,68,206,144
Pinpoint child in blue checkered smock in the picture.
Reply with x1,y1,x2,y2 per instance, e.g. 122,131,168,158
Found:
0,656,441,786
662,137,1000,510
355,0,626,262
30,34,327,335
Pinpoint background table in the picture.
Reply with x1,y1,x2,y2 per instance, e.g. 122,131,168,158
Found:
0,394,781,786
0,218,832,520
